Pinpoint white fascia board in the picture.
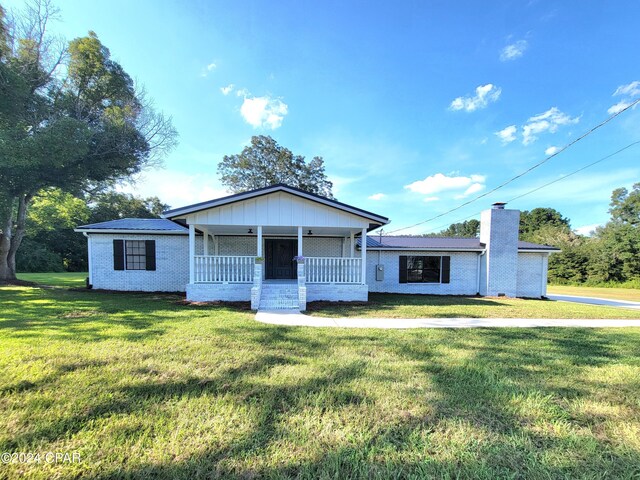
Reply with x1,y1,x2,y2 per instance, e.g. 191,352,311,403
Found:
365,247,485,252
518,249,559,254
73,229,188,235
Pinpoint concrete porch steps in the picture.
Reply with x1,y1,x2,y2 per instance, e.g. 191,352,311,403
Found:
259,283,299,310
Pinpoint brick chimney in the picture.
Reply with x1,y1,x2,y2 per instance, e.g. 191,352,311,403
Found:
479,202,520,297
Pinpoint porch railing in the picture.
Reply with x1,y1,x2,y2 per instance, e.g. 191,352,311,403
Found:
305,257,362,284
194,255,255,283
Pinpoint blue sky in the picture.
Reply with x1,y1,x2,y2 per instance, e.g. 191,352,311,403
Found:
7,0,640,234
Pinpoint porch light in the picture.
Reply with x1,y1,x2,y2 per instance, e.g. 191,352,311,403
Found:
307,230,313,235
248,228,253,234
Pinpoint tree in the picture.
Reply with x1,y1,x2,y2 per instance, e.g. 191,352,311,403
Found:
16,188,89,272
217,135,334,198
15,188,167,272
585,185,640,283
0,1,177,281
519,208,570,241
609,183,640,226
434,219,480,238
88,191,168,224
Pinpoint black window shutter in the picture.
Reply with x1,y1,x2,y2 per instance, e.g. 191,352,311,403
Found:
441,256,451,284
399,256,408,283
113,240,125,270
145,240,156,271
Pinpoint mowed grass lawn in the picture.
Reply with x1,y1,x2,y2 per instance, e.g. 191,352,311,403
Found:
308,293,640,319
548,284,640,303
0,275,639,478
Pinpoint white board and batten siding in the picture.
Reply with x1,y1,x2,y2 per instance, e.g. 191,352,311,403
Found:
186,191,371,229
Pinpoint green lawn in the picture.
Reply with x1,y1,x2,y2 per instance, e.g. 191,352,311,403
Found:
548,284,640,303
1,280,640,479
17,272,88,288
308,293,640,319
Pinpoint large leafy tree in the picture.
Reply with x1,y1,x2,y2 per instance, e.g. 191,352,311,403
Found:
519,208,570,240
587,185,640,283
609,183,640,226
433,219,480,238
0,1,177,282
217,135,334,198
16,188,168,272
16,188,90,272
88,191,168,224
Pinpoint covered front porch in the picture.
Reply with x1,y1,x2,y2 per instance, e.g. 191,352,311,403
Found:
161,184,389,308
185,224,369,308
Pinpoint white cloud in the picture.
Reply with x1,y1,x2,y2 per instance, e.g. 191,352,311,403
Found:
368,193,386,200
613,81,640,98
405,173,486,197
449,84,502,112
574,223,601,236
500,40,528,61
607,81,640,115
545,146,560,155
240,95,289,129
220,84,234,95
236,88,249,97
463,183,485,196
117,170,230,209
522,107,580,145
423,196,439,203
607,101,632,115
496,125,517,144
200,62,217,77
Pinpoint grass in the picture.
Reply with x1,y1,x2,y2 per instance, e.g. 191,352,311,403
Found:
548,284,640,303
17,272,88,288
1,275,640,478
307,293,640,319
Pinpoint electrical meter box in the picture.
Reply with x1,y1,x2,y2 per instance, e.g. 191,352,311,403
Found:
375,264,384,281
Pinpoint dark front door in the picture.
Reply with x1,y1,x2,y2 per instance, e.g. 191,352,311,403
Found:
265,239,297,280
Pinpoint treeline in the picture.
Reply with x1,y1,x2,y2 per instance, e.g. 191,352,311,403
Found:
433,183,640,286
17,189,168,272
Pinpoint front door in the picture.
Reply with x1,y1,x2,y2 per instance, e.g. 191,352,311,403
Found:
265,239,297,280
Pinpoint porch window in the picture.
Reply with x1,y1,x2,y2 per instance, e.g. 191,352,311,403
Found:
113,240,156,271
399,255,450,284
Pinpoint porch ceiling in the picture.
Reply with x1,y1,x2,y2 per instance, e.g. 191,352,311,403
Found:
193,224,363,237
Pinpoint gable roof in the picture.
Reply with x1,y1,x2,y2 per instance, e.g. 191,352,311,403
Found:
162,184,389,225
75,218,188,234
359,235,560,252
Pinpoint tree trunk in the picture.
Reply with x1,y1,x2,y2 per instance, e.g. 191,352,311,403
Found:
0,197,17,282
6,194,33,279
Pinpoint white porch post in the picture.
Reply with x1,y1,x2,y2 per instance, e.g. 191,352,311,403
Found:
257,225,263,256
361,228,367,284
350,231,355,257
297,226,303,256
203,227,209,256
189,224,195,284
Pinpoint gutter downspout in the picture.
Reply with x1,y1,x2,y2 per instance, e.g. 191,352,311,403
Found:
477,249,486,295
83,232,92,288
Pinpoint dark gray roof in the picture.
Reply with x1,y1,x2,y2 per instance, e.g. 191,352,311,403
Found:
359,236,559,251
75,218,188,232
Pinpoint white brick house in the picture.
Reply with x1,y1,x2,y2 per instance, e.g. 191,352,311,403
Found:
75,184,558,310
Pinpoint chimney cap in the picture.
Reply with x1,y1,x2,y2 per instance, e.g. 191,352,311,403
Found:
492,202,507,209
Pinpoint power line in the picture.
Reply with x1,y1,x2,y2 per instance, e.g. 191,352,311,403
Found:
386,97,640,234
422,138,640,234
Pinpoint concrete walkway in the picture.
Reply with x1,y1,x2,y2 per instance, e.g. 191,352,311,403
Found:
255,310,640,329
547,294,640,310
